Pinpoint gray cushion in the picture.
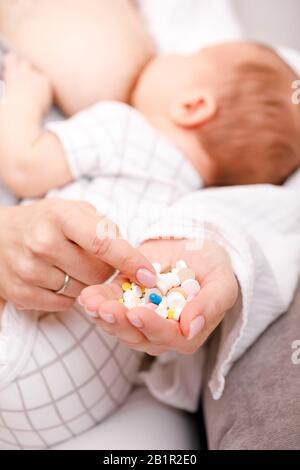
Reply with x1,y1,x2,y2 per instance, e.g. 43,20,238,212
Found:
203,283,300,450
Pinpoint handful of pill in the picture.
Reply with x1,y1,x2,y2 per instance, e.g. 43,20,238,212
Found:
120,260,200,321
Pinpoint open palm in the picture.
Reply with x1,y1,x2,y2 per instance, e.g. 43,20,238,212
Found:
80,239,238,356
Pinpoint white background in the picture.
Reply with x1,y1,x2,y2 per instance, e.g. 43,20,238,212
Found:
234,0,300,50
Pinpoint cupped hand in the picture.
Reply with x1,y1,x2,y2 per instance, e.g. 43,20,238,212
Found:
80,239,239,356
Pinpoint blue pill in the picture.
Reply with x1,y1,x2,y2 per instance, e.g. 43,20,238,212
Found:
149,293,162,305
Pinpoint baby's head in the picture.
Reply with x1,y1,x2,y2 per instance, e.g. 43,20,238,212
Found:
133,42,300,186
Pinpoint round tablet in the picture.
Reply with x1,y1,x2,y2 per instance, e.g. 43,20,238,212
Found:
181,279,200,296
166,291,186,312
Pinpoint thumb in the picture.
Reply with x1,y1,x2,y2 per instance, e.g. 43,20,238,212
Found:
180,274,238,341
61,207,157,288
93,237,157,288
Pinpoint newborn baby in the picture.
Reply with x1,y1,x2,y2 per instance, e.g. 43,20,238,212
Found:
0,42,299,198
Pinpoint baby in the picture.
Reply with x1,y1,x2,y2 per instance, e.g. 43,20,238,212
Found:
0,1,299,450
0,43,299,200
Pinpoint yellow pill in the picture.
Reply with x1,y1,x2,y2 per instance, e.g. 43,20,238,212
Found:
122,283,131,292
167,309,175,320
119,299,124,304
141,286,146,294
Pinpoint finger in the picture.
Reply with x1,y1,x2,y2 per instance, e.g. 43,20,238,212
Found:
24,214,113,285
81,283,123,313
79,285,110,303
15,257,87,298
50,273,86,299
119,341,167,356
180,271,238,341
3,52,18,76
26,219,113,285
81,283,161,348
15,285,74,312
61,209,157,287
143,345,169,357
126,307,182,348
94,300,146,345
57,245,113,286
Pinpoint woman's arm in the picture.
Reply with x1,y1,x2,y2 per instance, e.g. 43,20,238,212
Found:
80,183,300,405
136,184,300,398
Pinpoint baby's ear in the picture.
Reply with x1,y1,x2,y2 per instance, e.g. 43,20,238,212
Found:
170,88,217,128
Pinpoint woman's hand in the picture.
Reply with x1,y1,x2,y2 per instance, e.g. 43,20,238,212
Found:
80,239,239,356
0,199,156,311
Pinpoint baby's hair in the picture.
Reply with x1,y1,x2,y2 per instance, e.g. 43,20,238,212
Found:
199,44,300,186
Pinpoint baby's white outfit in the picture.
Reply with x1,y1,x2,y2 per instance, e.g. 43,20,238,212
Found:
0,102,201,450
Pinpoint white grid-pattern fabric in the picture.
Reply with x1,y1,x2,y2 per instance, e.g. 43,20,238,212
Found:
0,101,201,450
0,304,141,450
46,101,201,242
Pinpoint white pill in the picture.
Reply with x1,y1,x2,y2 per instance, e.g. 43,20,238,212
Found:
131,283,142,298
173,307,183,321
166,291,186,312
176,260,187,270
152,262,162,274
164,272,181,289
181,279,201,297
156,278,169,296
123,291,139,309
155,298,168,319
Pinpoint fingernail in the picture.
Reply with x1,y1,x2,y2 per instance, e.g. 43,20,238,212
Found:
188,316,205,340
85,308,99,319
145,303,157,311
78,296,84,306
99,312,116,324
136,268,157,288
127,314,144,329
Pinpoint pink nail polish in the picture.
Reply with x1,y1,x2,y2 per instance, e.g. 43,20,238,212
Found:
99,312,116,324
78,296,84,306
136,268,157,288
85,308,99,319
127,314,144,329
188,316,205,340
